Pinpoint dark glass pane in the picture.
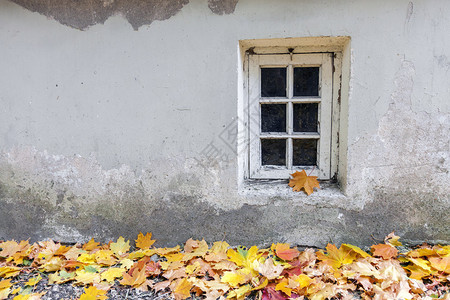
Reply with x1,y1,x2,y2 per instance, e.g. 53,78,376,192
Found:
261,104,286,132
261,68,287,97
293,67,319,96
293,103,318,132
293,139,317,166
261,139,286,166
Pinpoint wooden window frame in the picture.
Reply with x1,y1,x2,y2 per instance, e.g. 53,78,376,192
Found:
245,52,340,180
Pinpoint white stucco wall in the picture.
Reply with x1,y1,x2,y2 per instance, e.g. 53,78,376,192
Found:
0,0,449,246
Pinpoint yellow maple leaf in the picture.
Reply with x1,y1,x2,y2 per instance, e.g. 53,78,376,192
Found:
221,269,252,287
135,232,155,250
185,261,201,275
436,245,450,257
275,278,292,296
95,250,117,266
75,270,101,285
12,295,30,300
288,170,320,195
78,253,96,264
406,247,437,258
227,246,260,271
38,256,62,272
120,258,134,270
0,279,12,290
227,284,252,299
110,237,130,257
404,265,431,280
47,273,62,285
0,266,21,278
172,277,193,300
341,244,371,258
101,268,126,283
210,241,230,254
0,279,12,300
406,257,431,272
251,278,268,291
25,274,42,286
317,244,357,270
79,286,107,300
294,274,312,289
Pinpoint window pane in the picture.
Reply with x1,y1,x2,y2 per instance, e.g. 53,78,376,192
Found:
293,67,319,96
261,68,287,97
261,104,286,132
293,139,317,166
261,139,286,166
293,103,318,132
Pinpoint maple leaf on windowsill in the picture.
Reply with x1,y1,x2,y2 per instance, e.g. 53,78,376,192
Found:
288,170,320,195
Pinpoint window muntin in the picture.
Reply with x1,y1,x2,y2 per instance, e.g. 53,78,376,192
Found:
248,53,333,179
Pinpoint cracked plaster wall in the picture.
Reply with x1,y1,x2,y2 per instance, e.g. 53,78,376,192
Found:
0,0,449,247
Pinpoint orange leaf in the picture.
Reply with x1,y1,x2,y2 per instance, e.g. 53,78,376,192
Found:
288,170,320,195
135,232,155,250
83,238,100,252
429,256,450,273
273,243,300,261
119,267,147,288
371,244,398,259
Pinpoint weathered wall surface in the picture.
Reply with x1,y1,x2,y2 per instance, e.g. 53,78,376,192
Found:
7,0,239,30
0,0,449,247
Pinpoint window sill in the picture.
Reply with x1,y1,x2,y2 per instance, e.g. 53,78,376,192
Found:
238,179,356,210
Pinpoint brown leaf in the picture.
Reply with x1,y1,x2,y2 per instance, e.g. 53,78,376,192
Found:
255,258,284,280
163,267,186,281
371,244,398,260
288,170,320,195
153,280,170,292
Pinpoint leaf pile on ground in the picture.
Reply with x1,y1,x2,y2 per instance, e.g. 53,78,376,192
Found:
0,232,449,299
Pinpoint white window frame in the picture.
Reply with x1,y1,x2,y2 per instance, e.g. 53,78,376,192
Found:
246,53,336,180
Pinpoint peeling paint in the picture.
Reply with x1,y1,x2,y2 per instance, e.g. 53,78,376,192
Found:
207,0,239,15
348,60,450,199
8,0,239,30
8,0,189,30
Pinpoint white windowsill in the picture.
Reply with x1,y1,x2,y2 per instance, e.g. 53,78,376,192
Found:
238,179,357,210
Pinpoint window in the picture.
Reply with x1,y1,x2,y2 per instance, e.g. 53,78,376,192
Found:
246,53,336,180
